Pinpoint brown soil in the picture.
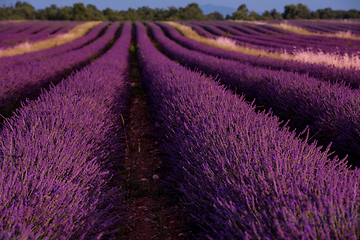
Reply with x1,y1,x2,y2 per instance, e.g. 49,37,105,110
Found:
116,43,191,240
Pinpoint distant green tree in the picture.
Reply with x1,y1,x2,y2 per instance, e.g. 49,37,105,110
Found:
311,10,320,19
283,4,296,19
207,11,224,20
177,3,205,20
36,9,47,20
0,4,13,19
123,8,139,22
47,4,59,20
345,9,360,18
316,7,335,19
72,3,88,20
231,4,249,20
312,8,360,19
333,10,347,18
11,1,35,19
57,6,72,20
248,10,259,20
36,4,58,20
283,3,311,19
86,4,106,21
297,4,311,19
103,7,120,21
258,10,273,20
161,6,178,20
256,9,283,20
271,9,283,20
0,1,358,21
136,6,156,21
238,4,249,13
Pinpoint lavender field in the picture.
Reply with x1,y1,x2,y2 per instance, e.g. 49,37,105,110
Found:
1,19,360,239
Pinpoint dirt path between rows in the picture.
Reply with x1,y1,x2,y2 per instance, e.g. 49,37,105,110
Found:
116,42,191,240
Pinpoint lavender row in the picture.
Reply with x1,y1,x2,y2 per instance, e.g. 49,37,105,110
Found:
178,21,216,38
0,21,78,37
136,21,360,239
221,22,345,48
0,21,17,33
208,22,254,36
179,21,273,51
0,22,118,118
225,21,360,49
224,21,360,45
240,22,279,35
202,21,263,35
301,24,344,35
0,21,16,32
0,21,109,71
212,23,325,53
148,21,360,164
51,21,81,35
184,22,300,53
157,22,360,89
178,21,267,52
196,22,227,36
188,21,360,55
227,22,292,36
0,21,34,34
192,21,360,55
213,21,289,35
0,21,131,240
0,22,49,38
0,21,53,37
207,23,296,53
0,21,80,49
0,24,59,49
280,20,360,36
258,23,290,34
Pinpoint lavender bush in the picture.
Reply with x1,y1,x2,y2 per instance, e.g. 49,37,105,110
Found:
147,21,360,164
0,21,118,119
0,22,34,34
157,21,360,87
0,21,109,71
277,20,360,37
0,21,76,49
0,21,132,239
187,21,360,55
136,21,360,239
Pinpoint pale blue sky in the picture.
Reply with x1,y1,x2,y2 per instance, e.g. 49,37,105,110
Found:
1,0,359,14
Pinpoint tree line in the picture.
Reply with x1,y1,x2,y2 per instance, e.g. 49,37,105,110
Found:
0,1,359,21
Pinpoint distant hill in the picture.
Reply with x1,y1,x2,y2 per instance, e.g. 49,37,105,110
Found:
199,4,237,17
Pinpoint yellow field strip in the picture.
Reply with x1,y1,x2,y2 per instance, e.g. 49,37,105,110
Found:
0,21,102,57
